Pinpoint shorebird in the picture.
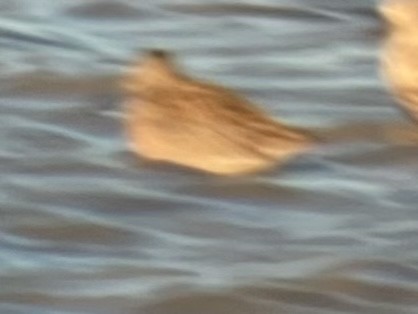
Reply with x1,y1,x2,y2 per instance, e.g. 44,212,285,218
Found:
380,0,418,122
122,49,314,175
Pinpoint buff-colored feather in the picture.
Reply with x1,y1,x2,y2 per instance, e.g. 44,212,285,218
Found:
380,0,418,121
122,50,313,175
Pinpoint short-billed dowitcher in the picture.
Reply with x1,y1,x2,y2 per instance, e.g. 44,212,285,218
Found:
122,50,313,175
380,0,418,122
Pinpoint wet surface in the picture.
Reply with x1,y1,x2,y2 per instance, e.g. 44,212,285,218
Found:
2,0,418,313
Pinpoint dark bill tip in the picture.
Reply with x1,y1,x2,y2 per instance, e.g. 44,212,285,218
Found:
146,49,171,59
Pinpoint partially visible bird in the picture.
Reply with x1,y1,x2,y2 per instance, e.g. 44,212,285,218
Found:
380,0,418,122
122,49,314,175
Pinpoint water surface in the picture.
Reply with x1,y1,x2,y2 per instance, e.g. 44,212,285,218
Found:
2,0,418,313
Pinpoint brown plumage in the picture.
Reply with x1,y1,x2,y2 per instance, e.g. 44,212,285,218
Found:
380,0,418,122
122,49,313,175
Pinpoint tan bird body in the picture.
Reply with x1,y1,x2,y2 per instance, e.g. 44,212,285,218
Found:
380,0,418,122
123,50,313,175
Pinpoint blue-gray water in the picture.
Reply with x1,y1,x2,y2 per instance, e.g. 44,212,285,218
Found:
2,0,418,313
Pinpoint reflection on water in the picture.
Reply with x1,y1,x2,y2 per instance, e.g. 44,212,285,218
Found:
2,0,418,313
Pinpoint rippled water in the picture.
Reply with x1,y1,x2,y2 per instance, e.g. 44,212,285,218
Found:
2,0,418,313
